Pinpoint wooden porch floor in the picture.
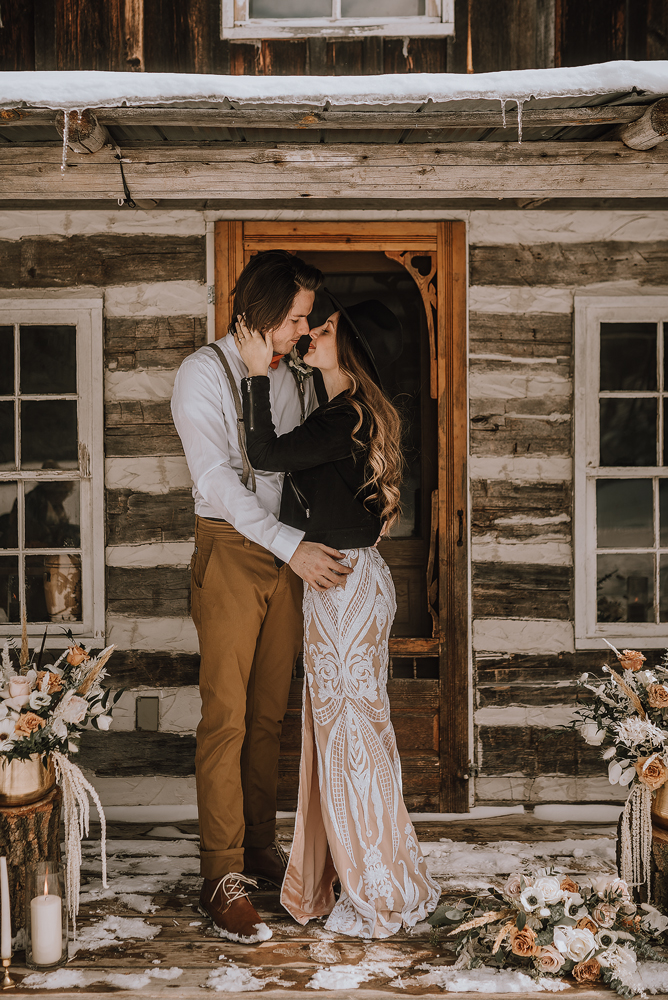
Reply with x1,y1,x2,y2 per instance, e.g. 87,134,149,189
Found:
10,815,655,999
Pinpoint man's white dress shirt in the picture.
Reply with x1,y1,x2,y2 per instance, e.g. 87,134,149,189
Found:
171,334,315,563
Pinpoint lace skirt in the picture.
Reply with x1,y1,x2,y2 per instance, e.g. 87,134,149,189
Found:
280,546,440,939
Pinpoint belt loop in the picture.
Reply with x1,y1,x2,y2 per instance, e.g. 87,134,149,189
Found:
243,537,251,548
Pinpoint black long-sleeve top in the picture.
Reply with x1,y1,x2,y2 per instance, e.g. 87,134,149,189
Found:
241,375,383,549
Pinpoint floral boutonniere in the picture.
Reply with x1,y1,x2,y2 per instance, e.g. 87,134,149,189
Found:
283,346,313,393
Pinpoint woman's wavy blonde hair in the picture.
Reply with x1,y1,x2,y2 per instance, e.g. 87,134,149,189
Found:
335,312,403,532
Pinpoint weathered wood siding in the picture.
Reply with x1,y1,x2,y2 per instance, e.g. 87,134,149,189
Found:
2,0,666,73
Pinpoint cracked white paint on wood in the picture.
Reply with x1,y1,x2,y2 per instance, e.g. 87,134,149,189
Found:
469,210,668,245
0,209,205,239
475,775,627,804
106,543,194,568
473,617,574,653
472,537,572,565
106,614,198,652
105,281,206,317
105,457,192,493
469,286,574,313
469,370,571,401
80,772,197,809
470,457,572,481
475,705,577,727
105,367,178,401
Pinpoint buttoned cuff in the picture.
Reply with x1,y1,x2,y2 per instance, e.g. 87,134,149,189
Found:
272,523,304,564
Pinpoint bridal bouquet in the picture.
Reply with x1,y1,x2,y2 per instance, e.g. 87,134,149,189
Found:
574,641,668,897
428,871,668,997
0,635,121,762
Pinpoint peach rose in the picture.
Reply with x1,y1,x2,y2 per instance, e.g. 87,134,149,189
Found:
576,916,599,934
635,754,668,791
14,712,46,737
66,645,89,667
560,877,580,894
534,945,565,974
618,649,646,671
573,958,602,983
36,671,63,694
593,902,618,928
510,925,538,957
648,684,668,708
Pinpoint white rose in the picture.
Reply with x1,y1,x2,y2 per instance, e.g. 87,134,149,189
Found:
533,876,563,905
579,721,606,745
520,886,545,912
553,925,597,963
96,715,112,731
51,719,67,740
8,677,31,699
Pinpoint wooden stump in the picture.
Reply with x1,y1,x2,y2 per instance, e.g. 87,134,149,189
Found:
0,786,61,934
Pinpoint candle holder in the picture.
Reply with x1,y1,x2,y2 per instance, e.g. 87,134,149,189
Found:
1,958,14,990
25,862,67,971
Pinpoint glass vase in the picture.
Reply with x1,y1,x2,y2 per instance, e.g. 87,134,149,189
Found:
25,862,68,970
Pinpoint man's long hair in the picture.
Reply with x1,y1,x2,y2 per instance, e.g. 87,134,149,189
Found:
231,250,322,334
335,313,403,533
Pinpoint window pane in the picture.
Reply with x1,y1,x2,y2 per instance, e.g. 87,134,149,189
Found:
342,0,425,13
249,0,331,15
660,480,668,547
600,323,657,391
26,553,82,623
21,400,78,469
597,553,654,623
597,479,653,548
20,326,77,395
0,402,14,469
0,327,13,395
600,398,657,466
0,484,17,549
0,556,19,623
24,481,80,549
660,555,668,622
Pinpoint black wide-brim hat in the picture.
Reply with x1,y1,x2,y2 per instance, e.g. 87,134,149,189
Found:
322,288,403,388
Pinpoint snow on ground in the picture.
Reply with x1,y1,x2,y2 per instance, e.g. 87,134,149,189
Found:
399,967,570,992
205,964,294,992
23,967,182,990
82,838,198,858
422,838,616,882
69,915,161,956
1,61,667,110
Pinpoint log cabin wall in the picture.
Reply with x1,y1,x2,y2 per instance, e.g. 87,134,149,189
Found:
1,0,667,74
3,204,665,813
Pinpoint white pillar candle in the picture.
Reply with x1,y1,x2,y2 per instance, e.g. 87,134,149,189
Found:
30,893,62,966
0,857,10,960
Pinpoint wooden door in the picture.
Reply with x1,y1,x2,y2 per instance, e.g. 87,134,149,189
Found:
214,221,469,812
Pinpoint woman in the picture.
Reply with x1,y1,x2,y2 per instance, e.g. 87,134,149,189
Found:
235,292,440,939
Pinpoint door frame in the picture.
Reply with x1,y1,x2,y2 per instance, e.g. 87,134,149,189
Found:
214,220,470,812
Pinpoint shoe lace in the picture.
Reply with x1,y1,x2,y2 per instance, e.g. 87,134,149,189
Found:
273,841,289,867
210,871,258,906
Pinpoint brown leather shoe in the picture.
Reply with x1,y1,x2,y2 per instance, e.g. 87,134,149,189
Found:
198,873,272,944
244,841,288,889
243,841,289,888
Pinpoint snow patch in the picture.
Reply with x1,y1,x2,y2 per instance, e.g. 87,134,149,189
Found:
23,967,182,990
422,837,616,877
205,964,290,992
407,966,570,992
306,962,399,990
69,915,161,955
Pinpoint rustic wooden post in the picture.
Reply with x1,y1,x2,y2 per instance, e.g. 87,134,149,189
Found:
0,788,62,934
619,98,668,151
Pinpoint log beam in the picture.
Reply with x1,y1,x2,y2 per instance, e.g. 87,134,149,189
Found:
55,110,110,155
0,104,655,131
0,142,667,202
619,98,668,151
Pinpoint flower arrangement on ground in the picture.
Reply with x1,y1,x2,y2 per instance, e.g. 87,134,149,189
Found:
428,871,668,997
574,640,668,896
0,636,120,761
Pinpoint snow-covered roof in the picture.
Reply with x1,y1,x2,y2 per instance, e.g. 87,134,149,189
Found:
1,61,667,111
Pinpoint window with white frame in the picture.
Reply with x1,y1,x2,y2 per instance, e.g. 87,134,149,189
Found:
221,0,454,39
0,301,104,644
575,295,668,648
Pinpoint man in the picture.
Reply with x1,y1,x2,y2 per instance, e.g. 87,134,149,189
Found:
171,250,351,944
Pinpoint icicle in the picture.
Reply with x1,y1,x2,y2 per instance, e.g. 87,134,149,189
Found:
516,100,525,145
500,99,507,129
619,782,653,901
61,111,70,174
52,751,108,938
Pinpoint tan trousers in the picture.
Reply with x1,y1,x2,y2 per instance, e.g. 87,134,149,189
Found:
191,516,303,880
